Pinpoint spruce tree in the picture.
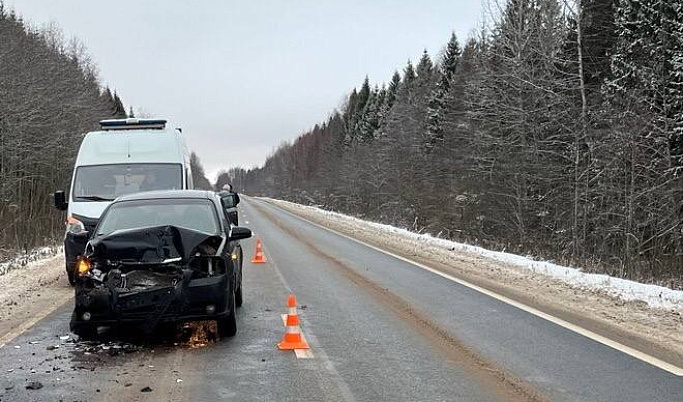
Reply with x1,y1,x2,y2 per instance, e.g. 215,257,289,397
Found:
416,49,433,85
112,91,126,118
403,60,416,88
385,71,401,107
441,33,462,91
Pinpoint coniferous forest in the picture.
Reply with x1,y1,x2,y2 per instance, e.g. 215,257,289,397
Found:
240,0,683,287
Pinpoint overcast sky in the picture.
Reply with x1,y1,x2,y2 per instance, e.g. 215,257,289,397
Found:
9,0,483,179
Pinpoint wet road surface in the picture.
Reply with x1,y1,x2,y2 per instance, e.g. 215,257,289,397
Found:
0,197,680,401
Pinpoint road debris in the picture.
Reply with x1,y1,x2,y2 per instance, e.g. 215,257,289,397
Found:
141,386,153,392
25,381,43,390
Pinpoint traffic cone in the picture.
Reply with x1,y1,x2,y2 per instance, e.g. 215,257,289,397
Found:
277,294,309,350
251,237,266,263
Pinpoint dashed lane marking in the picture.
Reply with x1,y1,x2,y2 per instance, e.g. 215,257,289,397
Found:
261,199,683,377
280,313,314,359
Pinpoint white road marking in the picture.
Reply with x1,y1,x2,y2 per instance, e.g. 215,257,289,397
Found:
262,199,683,377
0,291,73,349
279,315,314,359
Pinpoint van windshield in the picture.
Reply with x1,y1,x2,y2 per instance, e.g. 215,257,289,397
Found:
73,164,182,201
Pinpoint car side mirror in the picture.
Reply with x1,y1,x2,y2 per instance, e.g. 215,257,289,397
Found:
229,226,251,241
53,190,68,211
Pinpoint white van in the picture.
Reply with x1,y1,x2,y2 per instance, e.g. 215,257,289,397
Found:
53,118,194,284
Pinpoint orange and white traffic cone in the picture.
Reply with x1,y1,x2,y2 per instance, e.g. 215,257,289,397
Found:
277,294,309,350
251,237,266,263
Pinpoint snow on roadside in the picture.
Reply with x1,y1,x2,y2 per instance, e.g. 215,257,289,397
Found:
0,246,62,276
263,198,683,312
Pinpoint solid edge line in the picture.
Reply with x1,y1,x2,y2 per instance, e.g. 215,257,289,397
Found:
0,291,73,349
259,198,683,376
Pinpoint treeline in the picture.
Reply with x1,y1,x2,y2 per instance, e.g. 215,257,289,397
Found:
240,0,683,287
0,4,129,254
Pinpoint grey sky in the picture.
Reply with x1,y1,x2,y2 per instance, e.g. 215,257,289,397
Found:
9,0,483,179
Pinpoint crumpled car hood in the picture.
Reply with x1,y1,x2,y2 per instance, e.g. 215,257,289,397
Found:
88,225,223,263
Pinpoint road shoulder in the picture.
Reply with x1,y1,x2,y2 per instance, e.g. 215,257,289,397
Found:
0,254,72,347
260,197,683,369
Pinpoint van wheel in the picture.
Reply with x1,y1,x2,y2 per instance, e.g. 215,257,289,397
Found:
218,291,237,338
67,269,76,286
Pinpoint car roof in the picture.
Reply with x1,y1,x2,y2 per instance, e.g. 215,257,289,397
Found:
114,190,216,202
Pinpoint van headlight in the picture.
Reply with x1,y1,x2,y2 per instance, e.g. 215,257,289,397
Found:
66,216,86,235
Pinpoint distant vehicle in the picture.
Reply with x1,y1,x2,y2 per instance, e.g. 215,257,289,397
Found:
69,190,251,339
53,118,194,285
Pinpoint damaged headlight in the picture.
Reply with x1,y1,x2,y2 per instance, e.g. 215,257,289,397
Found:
76,257,92,277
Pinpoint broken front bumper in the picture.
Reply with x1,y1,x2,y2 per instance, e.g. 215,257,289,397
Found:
71,274,232,330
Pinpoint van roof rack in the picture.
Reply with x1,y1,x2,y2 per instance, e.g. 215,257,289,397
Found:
100,118,167,130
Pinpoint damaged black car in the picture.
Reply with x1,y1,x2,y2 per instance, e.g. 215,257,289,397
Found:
70,190,251,339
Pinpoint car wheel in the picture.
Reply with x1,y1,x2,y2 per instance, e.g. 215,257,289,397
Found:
218,290,237,338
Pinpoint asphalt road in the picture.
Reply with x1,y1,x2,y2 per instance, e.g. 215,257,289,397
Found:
0,197,681,401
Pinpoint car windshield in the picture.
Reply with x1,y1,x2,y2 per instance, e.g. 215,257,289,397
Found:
73,164,182,201
97,198,219,236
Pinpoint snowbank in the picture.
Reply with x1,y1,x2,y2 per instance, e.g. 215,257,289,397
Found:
264,198,683,312
0,246,61,276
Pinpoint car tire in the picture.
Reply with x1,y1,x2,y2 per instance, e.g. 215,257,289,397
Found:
218,290,237,338
235,284,243,308
235,248,243,307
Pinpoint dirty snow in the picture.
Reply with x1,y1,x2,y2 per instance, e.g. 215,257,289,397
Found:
0,251,66,321
0,246,61,276
262,198,683,312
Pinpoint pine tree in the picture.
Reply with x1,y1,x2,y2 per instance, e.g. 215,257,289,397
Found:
440,33,462,91
402,60,416,89
426,36,462,151
416,49,434,86
112,91,126,118
385,71,401,108
128,106,135,118
343,89,358,145
355,76,371,114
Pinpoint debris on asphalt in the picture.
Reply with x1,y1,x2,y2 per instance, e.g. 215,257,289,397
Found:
46,345,59,350
25,381,43,390
59,335,69,341
176,378,182,383
4,385,14,390
141,386,153,392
